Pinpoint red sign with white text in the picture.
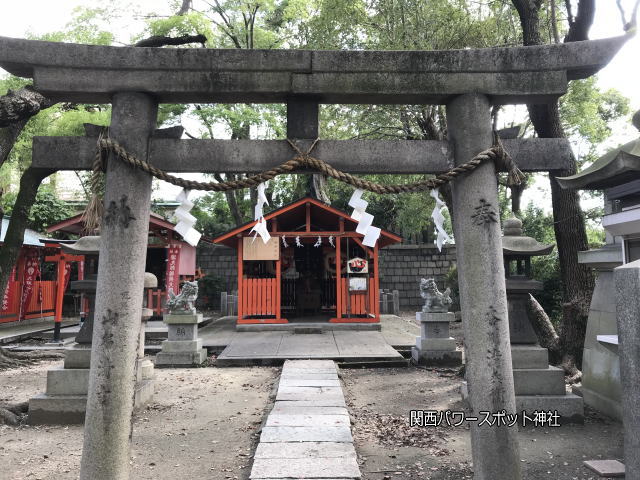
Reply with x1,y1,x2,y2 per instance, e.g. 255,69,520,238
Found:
165,244,181,297
1,266,16,313
20,256,40,318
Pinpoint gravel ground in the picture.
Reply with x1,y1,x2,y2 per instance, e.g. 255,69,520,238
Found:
0,359,278,480
342,365,623,480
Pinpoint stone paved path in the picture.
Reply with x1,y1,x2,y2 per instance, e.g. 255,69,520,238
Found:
250,359,361,479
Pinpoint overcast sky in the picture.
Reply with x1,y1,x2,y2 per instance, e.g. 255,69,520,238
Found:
0,0,638,207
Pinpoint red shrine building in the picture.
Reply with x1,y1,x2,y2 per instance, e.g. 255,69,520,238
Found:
46,212,201,316
213,197,401,325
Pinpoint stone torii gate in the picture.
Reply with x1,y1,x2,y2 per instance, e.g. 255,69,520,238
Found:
0,34,629,480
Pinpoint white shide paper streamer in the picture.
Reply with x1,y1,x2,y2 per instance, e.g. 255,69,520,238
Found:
173,189,202,247
348,189,381,247
430,188,452,252
250,182,271,244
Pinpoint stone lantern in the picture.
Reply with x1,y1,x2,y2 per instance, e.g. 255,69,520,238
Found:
502,217,554,343
501,217,584,421
29,236,155,424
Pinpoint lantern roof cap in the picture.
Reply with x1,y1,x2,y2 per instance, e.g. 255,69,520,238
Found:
502,217,554,256
60,235,101,255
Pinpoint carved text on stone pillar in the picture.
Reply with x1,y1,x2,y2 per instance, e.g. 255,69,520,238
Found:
471,198,498,226
104,195,136,229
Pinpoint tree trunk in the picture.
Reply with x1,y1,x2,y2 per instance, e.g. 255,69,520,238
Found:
0,86,53,129
0,167,54,300
0,119,27,167
512,0,596,369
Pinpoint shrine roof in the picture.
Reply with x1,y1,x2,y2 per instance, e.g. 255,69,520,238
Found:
0,217,47,247
46,212,177,236
0,34,631,104
213,197,402,248
558,127,640,190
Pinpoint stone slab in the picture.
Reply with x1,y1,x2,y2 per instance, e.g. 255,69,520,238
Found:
63,345,92,369
279,378,341,387
411,347,462,367
516,394,584,424
583,459,625,477
254,442,356,459
272,397,347,407
284,360,337,370
160,339,203,353
415,337,456,351
271,404,349,416
511,345,549,369
416,311,455,322
266,414,350,427
260,426,353,443
28,394,87,425
220,332,283,357
155,349,207,367
250,456,360,479
278,333,340,357
163,312,204,324
279,373,339,380
333,331,403,358
280,368,338,375
46,367,89,395
513,366,566,396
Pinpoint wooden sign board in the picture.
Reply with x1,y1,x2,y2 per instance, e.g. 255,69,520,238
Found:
243,237,280,260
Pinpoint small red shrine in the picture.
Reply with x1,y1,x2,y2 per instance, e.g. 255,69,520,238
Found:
213,197,401,325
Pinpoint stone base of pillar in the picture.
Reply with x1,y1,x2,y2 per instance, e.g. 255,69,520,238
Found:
28,344,155,425
411,311,462,366
155,313,207,367
411,346,463,366
511,344,584,423
459,344,585,423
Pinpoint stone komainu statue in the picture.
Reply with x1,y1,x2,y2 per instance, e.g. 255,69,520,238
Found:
167,281,199,314
419,278,452,312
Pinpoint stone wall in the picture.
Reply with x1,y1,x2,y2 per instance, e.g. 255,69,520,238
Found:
196,242,456,311
379,244,456,310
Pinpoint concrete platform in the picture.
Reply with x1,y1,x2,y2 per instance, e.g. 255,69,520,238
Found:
0,319,77,344
216,330,404,366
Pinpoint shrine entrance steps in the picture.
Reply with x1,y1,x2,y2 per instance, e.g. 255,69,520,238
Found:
216,330,406,367
250,360,361,480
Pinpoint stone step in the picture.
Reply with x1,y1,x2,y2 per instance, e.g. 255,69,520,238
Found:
250,456,361,479
516,393,584,424
270,404,349,416
511,345,549,369
513,366,566,396
255,442,356,459
46,367,89,396
260,426,353,443
266,414,350,427
28,394,87,425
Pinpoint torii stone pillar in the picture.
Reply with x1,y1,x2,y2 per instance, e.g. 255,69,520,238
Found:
614,259,640,477
447,93,521,480
79,92,158,480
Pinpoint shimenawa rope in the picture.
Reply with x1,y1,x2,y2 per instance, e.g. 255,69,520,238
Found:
82,134,524,231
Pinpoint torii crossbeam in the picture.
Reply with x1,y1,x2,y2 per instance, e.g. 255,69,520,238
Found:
0,33,630,480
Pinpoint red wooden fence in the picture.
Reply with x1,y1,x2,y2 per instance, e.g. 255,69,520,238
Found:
338,278,375,317
241,278,277,317
0,280,56,323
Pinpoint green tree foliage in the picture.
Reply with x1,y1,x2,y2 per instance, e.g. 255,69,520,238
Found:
1,190,72,233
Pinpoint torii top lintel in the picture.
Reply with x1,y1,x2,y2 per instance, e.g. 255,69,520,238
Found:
0,34,630,105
